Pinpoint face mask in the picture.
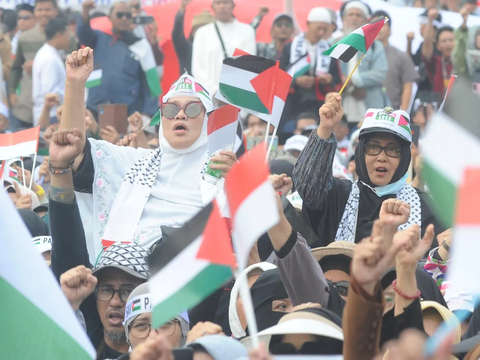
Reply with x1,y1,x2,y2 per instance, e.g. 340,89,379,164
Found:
362,172,408,197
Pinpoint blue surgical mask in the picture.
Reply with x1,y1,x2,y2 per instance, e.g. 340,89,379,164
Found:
361,172,409,197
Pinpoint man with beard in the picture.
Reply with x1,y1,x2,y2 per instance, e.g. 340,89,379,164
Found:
77,0,159,118
48,126,149,359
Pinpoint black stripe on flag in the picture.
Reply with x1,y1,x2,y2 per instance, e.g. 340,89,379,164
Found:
338,46,358,63
148,202,213,275
443,77,480,140
234,121,246,158
224,55,276,75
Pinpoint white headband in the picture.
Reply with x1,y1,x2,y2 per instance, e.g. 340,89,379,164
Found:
344,1,369,18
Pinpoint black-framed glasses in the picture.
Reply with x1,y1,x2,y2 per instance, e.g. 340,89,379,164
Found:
363,143,402,158
274,20,293,28
17,15,32,20
116,12,133,19
160,101,204,119
331,281,350,297
270,341,325,355
94,285,135,302
130,319,179,339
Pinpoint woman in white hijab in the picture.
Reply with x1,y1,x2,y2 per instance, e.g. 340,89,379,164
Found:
55,47,237,263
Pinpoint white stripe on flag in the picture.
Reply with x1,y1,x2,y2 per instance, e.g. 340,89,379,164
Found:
232,180,280,270
422,112,480,186
330,43,351,59
0,190,95,357
270,96,285,128
208,121,238,155
149,237,208,307
0,140,38,160
87,69,102,82
129,38,157,71
220,64,258,92
448,226,480,294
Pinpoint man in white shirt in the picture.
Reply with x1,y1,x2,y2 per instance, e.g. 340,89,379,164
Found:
32,18,70,127
192,0,256,95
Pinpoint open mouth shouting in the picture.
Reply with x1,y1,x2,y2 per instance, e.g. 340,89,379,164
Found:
173,123,188,135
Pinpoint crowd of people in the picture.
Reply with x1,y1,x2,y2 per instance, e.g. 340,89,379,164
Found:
2,0,480,358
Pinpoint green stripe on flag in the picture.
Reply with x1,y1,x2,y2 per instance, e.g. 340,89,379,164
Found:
37,148,49,156
150,110,161,127
152,264,231,328
325,33,367,55
85,78,101,89
0,277,93,360
218,84,269,115
422,160,457,228
145,68,162,97
292,64,310,80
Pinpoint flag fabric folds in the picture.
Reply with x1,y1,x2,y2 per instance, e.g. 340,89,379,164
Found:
86,69,102,89
0,127,40,160
225,144,280,270
148,200,234,328
207,105,240,155
0,189,95,360
129,38,162,97
323,16,388,62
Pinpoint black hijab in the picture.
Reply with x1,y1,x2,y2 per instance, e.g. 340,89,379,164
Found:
249,269,289,333
351,133,412,242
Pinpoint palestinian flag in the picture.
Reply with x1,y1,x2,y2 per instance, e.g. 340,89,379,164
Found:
149,110,161,127
324,16,388,62
439,75,457,112
225,144,280,270
234,122,246,158
148,200,234,328
129,38,162,97
287,54,311,80
0,127,40,160
0,190,95,360
422,78,480,228
207,105,240,155
86,69,102,89
216,54,292,128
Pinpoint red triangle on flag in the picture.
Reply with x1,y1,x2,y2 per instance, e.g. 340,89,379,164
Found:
455,167,480,225
207,105,240,136
250,65,276,113
233,48,252,57
196,200,235,267
225,144,270,217
361,18,386,52
398,115,409,126
273,64,293,103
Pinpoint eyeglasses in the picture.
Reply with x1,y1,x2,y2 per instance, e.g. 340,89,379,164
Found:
363,144,402,158
274,20,293,28
160,101,204,119
17,15,32,20
331,281,350,297
130,319,179,339
94,285,135,302
116,12,133,19
270,341,325,355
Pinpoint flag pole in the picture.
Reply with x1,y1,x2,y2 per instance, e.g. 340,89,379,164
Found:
29,152,37,190
266,125,278,161
234,268,260,348
338,53,365,96
20,157,26,189
264,119,271,150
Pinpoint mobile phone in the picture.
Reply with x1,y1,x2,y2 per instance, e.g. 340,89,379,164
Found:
133,15,154,25
411,124,420,147
173,348,193,360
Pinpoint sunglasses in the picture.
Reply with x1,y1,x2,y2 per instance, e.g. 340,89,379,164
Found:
331,281,350,297
160,101,204,119
274,20,293,28
17,15,32,20
270,341,325,355
116,12,132,19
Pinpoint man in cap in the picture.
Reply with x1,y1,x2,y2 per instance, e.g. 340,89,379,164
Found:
257,13,294,60
11,4,36,55
335,1,389,125
373,10,418,111
279,7,341,131
192,0,256,95
294,111,319,135
172,0,214,75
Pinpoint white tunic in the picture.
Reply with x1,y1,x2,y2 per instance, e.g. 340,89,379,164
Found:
192,19,257,95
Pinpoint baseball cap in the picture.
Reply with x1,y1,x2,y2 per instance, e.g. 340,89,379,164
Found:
359,107,412,143
272,13,293,24
284,135,308,153
93,243,150,280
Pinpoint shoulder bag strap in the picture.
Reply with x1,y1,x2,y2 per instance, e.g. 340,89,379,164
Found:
214,22,228,59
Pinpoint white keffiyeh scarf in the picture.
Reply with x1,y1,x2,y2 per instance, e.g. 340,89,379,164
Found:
290,33,331,76
334,181,422,243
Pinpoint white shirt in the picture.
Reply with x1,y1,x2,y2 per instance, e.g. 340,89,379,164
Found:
32,43,66,126
192,19,257,95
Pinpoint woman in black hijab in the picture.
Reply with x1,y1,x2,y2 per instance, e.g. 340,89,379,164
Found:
293,95,443,247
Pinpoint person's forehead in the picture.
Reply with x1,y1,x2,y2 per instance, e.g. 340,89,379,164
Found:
134,313,152,322
345,8,366,16
35,2,55,9
18,9,33,16
168,96,201,104
113,2,131,12
297,118,317,124
439,31,454,39
368,133,399,143
309,21,330,27
247,115,262,124
98,268,140,284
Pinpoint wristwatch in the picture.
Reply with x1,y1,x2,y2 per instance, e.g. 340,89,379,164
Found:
442,239,450,252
